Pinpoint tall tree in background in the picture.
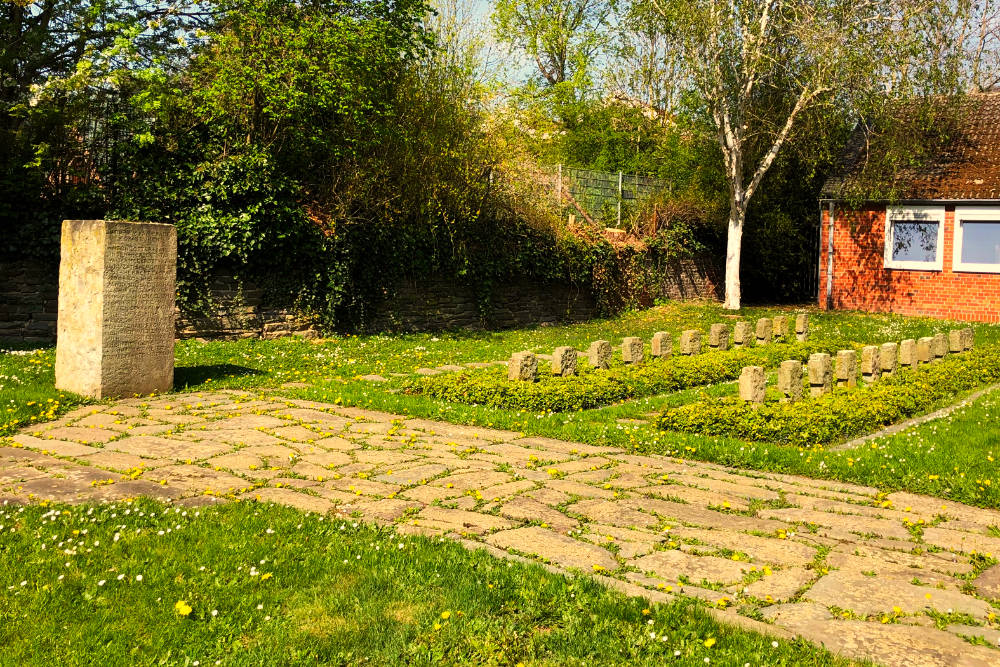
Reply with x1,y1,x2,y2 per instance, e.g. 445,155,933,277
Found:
644,0,957,309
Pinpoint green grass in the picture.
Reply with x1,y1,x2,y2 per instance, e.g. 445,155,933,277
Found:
4,301,1000,509
0,499,848,665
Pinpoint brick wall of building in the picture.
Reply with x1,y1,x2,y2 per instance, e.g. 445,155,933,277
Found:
818,204,1000,322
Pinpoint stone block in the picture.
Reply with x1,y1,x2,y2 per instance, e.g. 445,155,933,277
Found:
708,323,730,350
835,350,857,387
963,327,975,350
777,360,803,402
588,340,612,369
808,353,832,396
508,351,537,381
738,366,766,403
651,332,672,358
916,337,933,364
755,318,773,345
55,220,176,399
733,321,753,347
622,337,644,364
552,346,577,377
860,345,881,382
899,339,918,368
772,315,788,339
679,329,701,355
880,342,898,376
949,329,964,353
931,333,948,361
795,313,809,342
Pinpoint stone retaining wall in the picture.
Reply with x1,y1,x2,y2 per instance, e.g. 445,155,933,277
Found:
0,261,59,343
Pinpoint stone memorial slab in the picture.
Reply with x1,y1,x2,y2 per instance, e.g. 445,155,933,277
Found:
962,327,975,350
679,329,701,355
651,332,672,358
949,329,964,353
795,313,809,342
880,342,898,376
932,333,948,361
916,337,933,364
835,350,857,387
808,353,832,397
622,337,644,364
899,339,918,368
508,352,537,381
552,346,577,377
733,321,753,347
738,366,766,403
708,323,729,351
588,340,612,369
55,220,176,398
755,318,772,345
860,345,880,383
772,315,788,339
777,360,803,402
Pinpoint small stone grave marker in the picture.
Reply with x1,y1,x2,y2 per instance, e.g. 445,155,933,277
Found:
949,329,964,353
899,339,918,368
508,352,537,381
679,330,701,355
777,360,803,402
708,323,730,351
756,318,773,345
651,332,672,358
738,366,766,403
932,333,948,361
916,337,933,364
835,350,857,387
880,342,898,376
808,353,832,396
622,337,644,364
772,315,788,339
733,321,753,347
588,340,612,369
552,347,577,377
860,345,881,383
795,314,809,342
962,327,975,350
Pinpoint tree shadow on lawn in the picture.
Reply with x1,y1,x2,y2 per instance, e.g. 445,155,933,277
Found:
174,364,264,389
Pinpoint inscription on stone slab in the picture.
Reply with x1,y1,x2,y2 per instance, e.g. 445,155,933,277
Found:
588,340,612,369
552,346,577,377
755,318,773,345
733,321,753,347
835,350,857,387
708,323,729,351
777,360,803,402
808,353,832,397
622,337,644,364
55,220,176,398
651,332,672,358
508,352,538,381
679,329,701,355
738,366,766,403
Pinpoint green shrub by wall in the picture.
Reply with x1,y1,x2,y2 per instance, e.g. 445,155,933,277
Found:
656,346,1000,447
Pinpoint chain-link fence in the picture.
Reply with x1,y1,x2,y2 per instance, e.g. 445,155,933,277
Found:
549,165,672,226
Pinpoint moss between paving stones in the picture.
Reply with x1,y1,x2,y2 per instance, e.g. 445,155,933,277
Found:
410,341,845,412
656,345,1000,447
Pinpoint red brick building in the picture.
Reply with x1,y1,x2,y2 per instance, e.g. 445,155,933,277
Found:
819,92,1000,322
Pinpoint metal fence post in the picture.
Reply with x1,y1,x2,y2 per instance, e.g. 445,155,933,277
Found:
617,171,623,227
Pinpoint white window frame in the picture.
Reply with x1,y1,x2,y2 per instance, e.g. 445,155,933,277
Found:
883,205,946,271
952,206,1000,274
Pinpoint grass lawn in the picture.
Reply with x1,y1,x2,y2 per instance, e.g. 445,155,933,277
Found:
3,301,1000,509
0,499,848,666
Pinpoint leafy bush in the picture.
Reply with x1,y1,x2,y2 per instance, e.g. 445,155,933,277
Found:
656,346,1000,447
411,340,839,412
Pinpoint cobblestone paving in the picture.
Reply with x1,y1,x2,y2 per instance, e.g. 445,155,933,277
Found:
4,390,1000,666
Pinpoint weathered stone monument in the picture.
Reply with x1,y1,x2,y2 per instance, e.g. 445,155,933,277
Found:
55,220,176,399
508,351,538,381
651,332,672,358
733,321,753,347
772,315,788,339
962,327,975,350
899,339,918,368
795,314,809,342
679,329,701,355
738,366,766,403
777,360,803,402
552,346,577,377
622,337,644,364
916,337,934,364
949,329,964,353
808,353,832,396
708,323,730,351
880,342,898,376
860,345,881,383
931,333,948,362
588,340,612,369
756,318,773,345
835,349,857,388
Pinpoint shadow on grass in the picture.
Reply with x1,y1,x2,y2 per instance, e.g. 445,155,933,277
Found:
174,364,264,389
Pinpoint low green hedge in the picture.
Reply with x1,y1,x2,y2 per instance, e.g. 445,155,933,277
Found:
656,345,1000,447
409,341,841,412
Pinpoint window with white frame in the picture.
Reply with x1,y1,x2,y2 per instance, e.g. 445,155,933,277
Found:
884,205,945,271
953,206,1000,273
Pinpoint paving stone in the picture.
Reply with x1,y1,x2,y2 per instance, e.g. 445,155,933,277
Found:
240,487,334,514
805,570,993,619
487,526,618,571
625,497,791,533
353,497,422,522
664,525,815,566
973,563,1000,599
11,435,99,458
742,567,814,601
108,436,230,461
413,507,516,535
633,549,752,586
922,526,1000,555
42,426,119,444
376,464,450,485
148,465,249,494
946,624,1000,647
645,484,751,512
568,499,659,528
759,507,911,540
79,450,160,471
432,470,515,491
546,479,617,499
497,496,576,532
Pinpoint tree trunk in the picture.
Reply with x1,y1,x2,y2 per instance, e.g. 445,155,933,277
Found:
723,200,745,310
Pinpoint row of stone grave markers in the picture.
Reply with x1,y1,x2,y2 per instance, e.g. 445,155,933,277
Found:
737,327,975,404
507,314,810,382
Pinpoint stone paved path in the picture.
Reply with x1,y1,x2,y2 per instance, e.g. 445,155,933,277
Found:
4,390,1000,666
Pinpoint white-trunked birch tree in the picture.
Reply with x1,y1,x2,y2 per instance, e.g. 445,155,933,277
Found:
645,0,936,309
